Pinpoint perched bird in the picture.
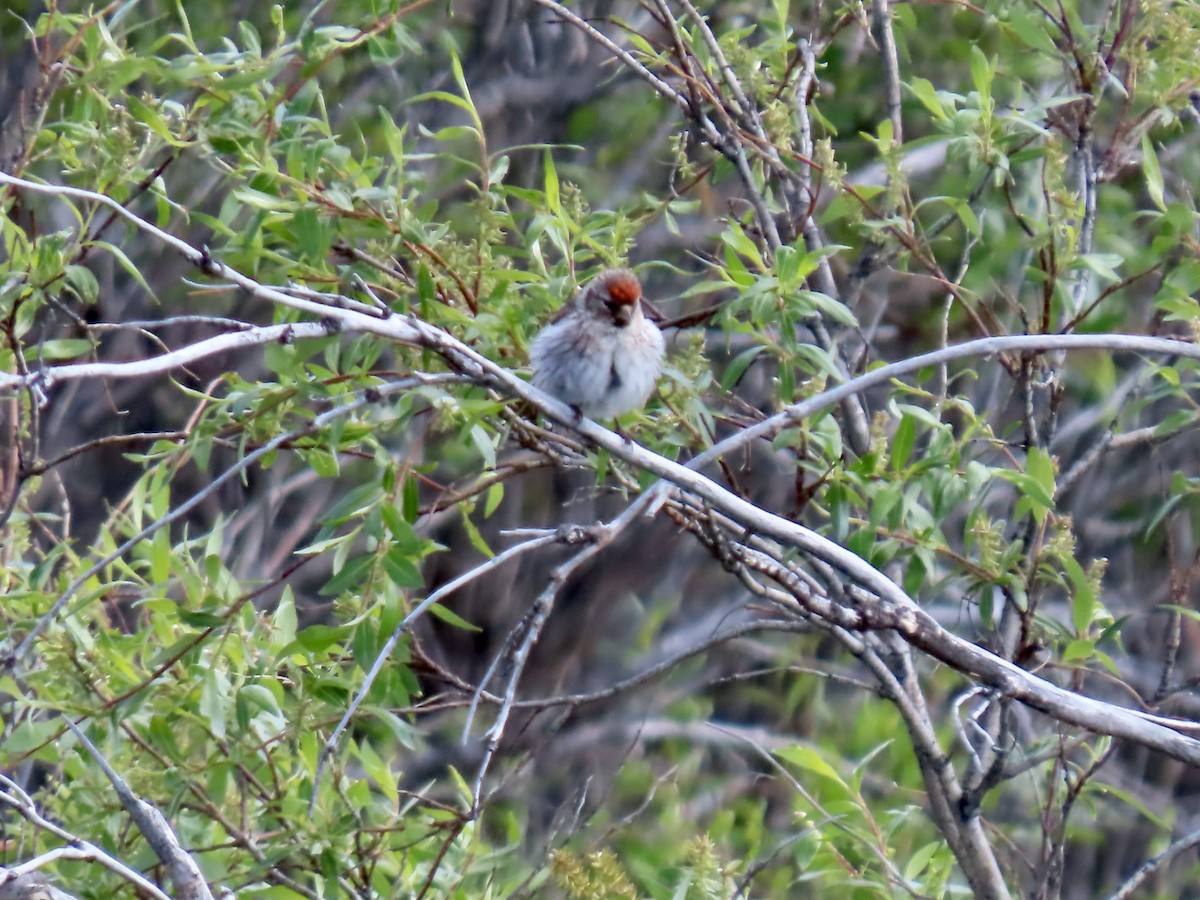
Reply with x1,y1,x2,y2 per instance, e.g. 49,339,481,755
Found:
529,268,665,419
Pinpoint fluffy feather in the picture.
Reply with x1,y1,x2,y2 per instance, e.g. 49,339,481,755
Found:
530,269,665,419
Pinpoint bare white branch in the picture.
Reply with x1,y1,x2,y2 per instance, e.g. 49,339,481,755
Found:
0,322,332,394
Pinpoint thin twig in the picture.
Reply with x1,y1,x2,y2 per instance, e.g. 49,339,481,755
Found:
465,521,620,815
872,0,904,144
311,528,564,808
1108,825,1200,899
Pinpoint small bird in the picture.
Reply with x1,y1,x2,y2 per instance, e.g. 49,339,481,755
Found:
529,268,665,420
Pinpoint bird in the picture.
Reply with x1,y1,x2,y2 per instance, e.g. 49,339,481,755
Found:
529,268,665,420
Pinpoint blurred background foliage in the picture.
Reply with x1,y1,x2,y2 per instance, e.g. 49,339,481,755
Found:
3,0,1200,897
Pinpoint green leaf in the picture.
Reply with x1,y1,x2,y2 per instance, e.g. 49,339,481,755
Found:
64,264,99,303
1158,604,1200,623
904,841,942,881
306,448,340,477
4,718,60,756
408,90,476,116
1094,782,1174,830
1002,7,1057,53
1075,253,1124,283
721,346,764,390
460,509,494,559
30,339,92,361
1000,447,1056,523
232,187,295,211
289,206,331,262
402,473,420,521
150,527,171,584
1026,446,1056,501
273,588,297,647
775,744,846,786
321,554,373,595
449,51,482,133
1152,409,1198,439
469,423,496,469
907,77,951,121
93,240,155,298
1141,132,1166,212
382,547,424,588
720,225,766,271
543,149,560,214
354,738,399,807
484,482,504,518
969,45,993,97
798,290,858,328
322,481,382,526
177,609,225,628
1062,638,1095,662
891,412,917,472
294,624,351,653
200,667,229,738
1062,555,1096,635
427,602,481,631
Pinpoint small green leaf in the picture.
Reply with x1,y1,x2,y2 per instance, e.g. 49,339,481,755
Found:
1158,604,1200,623
891,412,917,472
427,602,481,631
383,547,424,588
200,667,229,738
273,588,297,647
721,346,764,390
321,554,373,596
969,45,993,97
904,841,942,881
403,473,420,521
3,719,61,756
1002,7,1057,53
1062,638,1095,662
177,609,225,628
322,481,382,526
775,744,845,786
232,187,295,211
469,423,496,469
484,482,504,518
1142,133,1166,212
307,448,340,478
460,509,494,559
1153,409,1198,439
720,225,766,271
294,624,351,653
908,77,950,120
543,149,560,214
1026,446,1056,500
30,339,92,361
64,264,99,303
1062,555,1096,635
799,290,858,328
1076,253,1124,283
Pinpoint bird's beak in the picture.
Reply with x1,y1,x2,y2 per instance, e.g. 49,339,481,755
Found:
611,303,634,327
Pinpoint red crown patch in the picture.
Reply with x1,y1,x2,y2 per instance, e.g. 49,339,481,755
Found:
603,271,642,305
